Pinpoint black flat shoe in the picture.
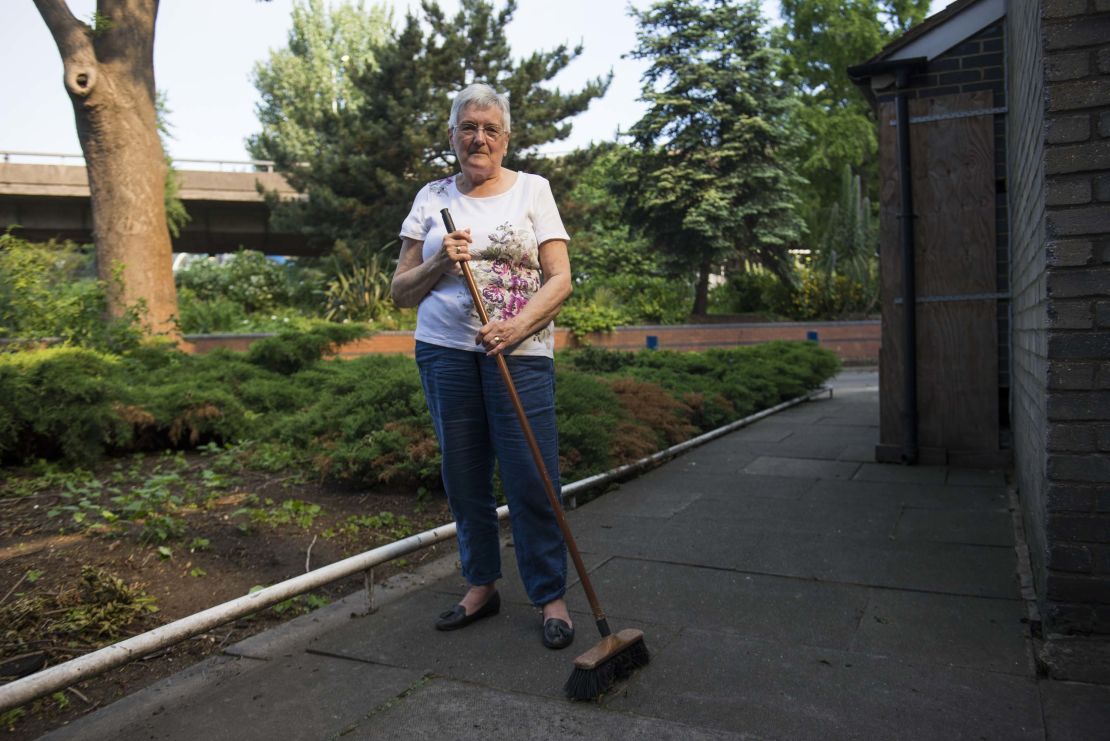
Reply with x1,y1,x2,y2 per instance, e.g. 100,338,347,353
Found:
542,617,575,649
435,591,500,631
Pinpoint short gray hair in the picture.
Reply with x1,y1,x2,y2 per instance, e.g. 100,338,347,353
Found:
449,83,511,133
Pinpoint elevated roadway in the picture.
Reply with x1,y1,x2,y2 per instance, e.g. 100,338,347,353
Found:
0,153,314,256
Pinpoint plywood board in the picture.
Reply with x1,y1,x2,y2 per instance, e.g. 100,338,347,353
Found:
877,92,1000,457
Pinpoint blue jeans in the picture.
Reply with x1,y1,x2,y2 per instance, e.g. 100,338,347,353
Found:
415,341,567,606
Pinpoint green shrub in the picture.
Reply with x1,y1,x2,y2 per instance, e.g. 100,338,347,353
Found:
563,274,691,335
176,250,299,314
131,383,251,449
708,269,784,315
273,355,435,483
0,234,144,352
561,342,840,432
557,301,630,341
246,323,370,374
789,267,876,320
0,347,131,464
555,370,623,477
175,288,248,334
0,334,839,488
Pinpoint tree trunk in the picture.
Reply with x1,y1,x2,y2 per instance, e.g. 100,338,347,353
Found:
34,0,178,336
692,250,712,316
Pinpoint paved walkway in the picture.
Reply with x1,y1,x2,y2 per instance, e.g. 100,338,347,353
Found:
44,371,1110,740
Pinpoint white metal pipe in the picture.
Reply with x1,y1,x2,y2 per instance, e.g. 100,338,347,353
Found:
0,518,474,712
0,386,829,712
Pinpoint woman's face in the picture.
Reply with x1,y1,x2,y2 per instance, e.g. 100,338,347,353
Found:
451,104,509,174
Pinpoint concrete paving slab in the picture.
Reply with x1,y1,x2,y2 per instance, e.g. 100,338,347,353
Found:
343,678,754,740
579,513,765,570
664,447,759,473
226,587,375,660
853,462,949,484
570,512,673,559
837,442,881,462
722,424,794,443
744,456,861,480
732,434,878,462
605,628,1043,740
576,478,705,518
42,655,261,741
49,652,424,741
788,422,879,438
946,468,1009,486
894,506,1014,547
741,535,1021,598
310,587,678,699
673,494,901,540
758,406,829,426
1039,679,1110,741
814,411,878,428
851,589,1033,675
578,557,869,651
805,478,1009,511
668,471,816,502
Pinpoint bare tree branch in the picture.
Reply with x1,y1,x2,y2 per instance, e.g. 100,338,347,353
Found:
33,0,98,97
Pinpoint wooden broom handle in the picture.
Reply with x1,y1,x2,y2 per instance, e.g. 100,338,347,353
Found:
440,208,609,632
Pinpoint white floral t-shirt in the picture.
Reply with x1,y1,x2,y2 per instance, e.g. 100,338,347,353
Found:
399,172,570,357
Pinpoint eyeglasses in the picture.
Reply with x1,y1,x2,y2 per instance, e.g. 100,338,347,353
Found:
454,122,507,141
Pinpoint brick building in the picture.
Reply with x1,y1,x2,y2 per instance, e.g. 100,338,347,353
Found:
851,0,1109,678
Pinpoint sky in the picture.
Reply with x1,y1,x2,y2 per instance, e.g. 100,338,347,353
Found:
1,0,948,167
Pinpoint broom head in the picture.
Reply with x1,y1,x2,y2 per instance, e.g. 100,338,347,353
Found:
564,628,650,701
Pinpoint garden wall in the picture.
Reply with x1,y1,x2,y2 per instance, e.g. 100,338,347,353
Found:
186,320,881,365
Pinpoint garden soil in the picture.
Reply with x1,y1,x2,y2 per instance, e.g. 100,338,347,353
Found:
0,451,453,740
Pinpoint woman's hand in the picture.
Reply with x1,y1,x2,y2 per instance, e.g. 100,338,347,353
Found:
441,228,472,274
477,317,526,357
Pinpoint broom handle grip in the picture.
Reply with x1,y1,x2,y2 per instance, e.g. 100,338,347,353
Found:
440,208,609,634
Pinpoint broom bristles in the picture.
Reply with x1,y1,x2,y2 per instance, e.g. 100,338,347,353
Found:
564,633,650,701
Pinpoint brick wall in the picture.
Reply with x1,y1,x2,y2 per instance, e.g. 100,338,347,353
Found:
187,320,882,365
1008,0,1110,638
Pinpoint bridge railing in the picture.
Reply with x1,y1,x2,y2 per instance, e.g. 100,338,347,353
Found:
0,150,279,172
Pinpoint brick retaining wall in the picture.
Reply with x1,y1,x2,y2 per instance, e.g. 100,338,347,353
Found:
186,320,881,365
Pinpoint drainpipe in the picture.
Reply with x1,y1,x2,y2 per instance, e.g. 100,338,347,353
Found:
894,66,918,464
847,56,927,465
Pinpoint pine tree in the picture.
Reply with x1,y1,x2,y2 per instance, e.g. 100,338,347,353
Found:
622,0,805,316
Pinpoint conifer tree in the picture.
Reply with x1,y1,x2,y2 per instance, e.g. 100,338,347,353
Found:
622,0,805,316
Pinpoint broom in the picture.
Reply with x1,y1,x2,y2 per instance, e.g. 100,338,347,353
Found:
440,208,650,700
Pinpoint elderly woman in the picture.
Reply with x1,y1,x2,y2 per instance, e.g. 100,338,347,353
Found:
391,83,575,650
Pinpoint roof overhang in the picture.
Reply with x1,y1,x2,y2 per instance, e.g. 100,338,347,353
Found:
847,0,1006,104
887,0,1004,62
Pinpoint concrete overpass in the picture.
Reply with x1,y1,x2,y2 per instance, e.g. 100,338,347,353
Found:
0,152,314,256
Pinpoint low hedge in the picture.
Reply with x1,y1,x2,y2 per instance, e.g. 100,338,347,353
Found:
0,335,840,487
